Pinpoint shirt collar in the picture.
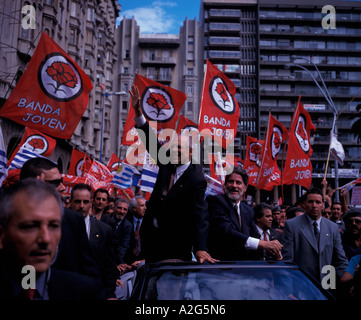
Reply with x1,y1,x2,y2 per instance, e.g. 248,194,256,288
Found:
306,214,322,227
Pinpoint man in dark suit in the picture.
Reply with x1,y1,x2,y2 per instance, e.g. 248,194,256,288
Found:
252,203,282,260
129,84,216,263
282,187,348,283
69,183,119,299
20,157,100,280
207,166,283,261
0,179,101,300
113,198,132,266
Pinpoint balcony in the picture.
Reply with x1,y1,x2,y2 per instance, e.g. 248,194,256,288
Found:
141,56,176,65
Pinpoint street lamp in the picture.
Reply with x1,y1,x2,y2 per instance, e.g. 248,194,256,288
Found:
286,56,340,200
100,91,127,163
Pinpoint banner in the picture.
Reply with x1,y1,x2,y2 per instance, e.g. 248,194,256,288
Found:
208,152,235,183
244,136,264,187
111,162,140,190
198,59,240,149
68,149,92,177
7,127,56,166
122,73,186,146
176,115,198,135
84,160,113,191
204,174,224,198
107,152,121,175
330,130,345,166
8,146,46,171
282,99,316,188
0,32,93,139
62,175,91,197
256,114,288,191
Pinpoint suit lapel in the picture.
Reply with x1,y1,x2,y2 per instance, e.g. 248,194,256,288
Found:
223,195,241,232
300,214,319,253
319,218,330,253
165,164,191,197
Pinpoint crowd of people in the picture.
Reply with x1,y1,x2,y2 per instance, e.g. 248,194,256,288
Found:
0,84,360,300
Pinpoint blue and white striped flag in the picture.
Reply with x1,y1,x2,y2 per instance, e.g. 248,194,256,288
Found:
8,146,45,171
0,125,8,186
111,162,140,189
140,162,159,193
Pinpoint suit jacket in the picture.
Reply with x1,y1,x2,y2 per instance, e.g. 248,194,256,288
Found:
248,227,282,260
0,253,103,300
113,217,133,264
282,214,348,282
52,208,100,280
137,121,209,262
206,194,259,260
88,217,118,298
124,214,145,264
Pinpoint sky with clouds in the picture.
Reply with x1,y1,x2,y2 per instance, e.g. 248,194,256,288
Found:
117,0,201,34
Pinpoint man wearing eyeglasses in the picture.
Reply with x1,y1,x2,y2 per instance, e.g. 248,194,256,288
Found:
19,157,101,288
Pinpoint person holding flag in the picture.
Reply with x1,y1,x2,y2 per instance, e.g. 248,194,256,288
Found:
129,83,217,264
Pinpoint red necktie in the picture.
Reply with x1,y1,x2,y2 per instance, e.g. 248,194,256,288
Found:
133,219,141,257
263,230,268,241
25,288,36,300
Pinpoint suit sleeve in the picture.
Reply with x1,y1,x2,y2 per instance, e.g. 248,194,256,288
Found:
113,221,132,264
331,226,349,278
281,221,294,263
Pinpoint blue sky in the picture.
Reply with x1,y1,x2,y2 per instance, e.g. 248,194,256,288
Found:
117,0,201,34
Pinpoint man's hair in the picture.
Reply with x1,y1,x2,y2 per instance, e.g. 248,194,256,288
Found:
331,201,342,210
20,157,59,180
225,165,249,186
0,178,63,229
305,187,324,202
71,183,92,200
114,198,129,207
286,206,306,219
93,188,109,200
254,203,272,220
128,196,145,214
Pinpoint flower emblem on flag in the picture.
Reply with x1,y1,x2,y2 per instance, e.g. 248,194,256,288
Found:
210,76,236,114
295,114,310,153
141,86,175,123
38,53,83,102
249,142,262,166
23,134,49,155
271,125,283,160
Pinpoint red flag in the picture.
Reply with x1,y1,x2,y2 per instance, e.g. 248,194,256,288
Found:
0,32,92,139
62,174,91,197
107,152,120,174
256,115,288,191
176,115,198,135
84,160,113,191
282,98,316,188
122,73,186,146
7,127,56,166
243,136,264,187
198,60,240,149
68,149,92,177
208,152,235,183
234,156,244,167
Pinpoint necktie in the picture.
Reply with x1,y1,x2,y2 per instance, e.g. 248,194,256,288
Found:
133,219,141,257
263,230,268,241
234,204,241,228
163,166,177,196
25,288,36,300
313,221,320,245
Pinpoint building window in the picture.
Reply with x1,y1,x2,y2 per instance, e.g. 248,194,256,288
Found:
69,28,77,45
187,102,193,112
70,1,77,17
124,50,130,60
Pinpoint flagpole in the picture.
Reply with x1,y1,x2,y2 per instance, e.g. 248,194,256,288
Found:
256,112,271,190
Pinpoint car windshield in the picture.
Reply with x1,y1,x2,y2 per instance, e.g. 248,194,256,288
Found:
144,267,328,300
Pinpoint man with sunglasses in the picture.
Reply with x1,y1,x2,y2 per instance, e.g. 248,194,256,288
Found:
19,158,101,288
